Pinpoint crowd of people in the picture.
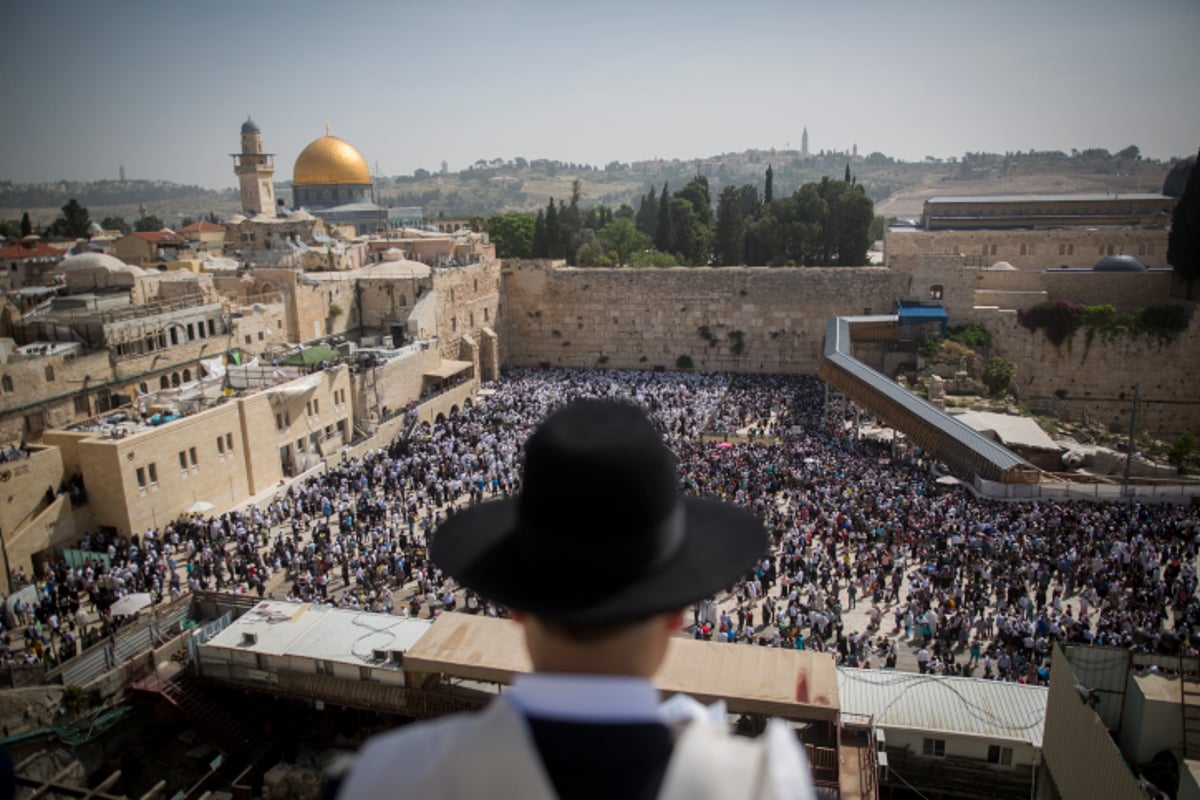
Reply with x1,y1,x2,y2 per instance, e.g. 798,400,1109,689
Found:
4,368,1199,687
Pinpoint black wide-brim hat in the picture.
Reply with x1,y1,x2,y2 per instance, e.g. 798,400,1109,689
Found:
430,399,767,623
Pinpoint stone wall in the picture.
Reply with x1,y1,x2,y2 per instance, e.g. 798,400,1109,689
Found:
432,261,502,361
981,308,1200,436
885,227,1169,271
500,263,910,373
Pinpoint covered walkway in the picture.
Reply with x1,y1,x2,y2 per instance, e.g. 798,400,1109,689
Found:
819,316,1039,484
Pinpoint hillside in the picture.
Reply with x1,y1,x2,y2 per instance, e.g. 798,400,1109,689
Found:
1,148,1177,229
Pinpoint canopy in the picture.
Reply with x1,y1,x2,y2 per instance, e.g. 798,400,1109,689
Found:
423,360,473,380
111,592,153,616
282,345,339,366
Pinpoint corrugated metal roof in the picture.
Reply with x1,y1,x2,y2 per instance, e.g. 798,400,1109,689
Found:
204,599,432,667
838,668,1048,747
824,317,1032,473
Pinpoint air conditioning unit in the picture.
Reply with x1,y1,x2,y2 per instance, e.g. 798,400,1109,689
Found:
242,632,258,645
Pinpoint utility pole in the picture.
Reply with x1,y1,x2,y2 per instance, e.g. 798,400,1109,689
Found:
1122,383,1140,499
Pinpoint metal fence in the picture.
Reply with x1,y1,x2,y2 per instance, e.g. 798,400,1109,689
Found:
977,476,1200,502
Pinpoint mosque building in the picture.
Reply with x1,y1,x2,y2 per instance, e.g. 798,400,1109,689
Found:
289,124,388,235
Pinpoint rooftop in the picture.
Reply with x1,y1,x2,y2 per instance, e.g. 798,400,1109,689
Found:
925,193,1172,205
837,668,1048,747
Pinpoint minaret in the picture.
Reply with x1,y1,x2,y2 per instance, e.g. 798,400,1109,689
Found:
801,127,809,158
232,117,276,215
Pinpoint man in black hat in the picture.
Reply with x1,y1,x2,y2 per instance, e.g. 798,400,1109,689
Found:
339,399,815,799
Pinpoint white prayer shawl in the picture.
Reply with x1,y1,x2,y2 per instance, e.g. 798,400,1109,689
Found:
339,694,816,800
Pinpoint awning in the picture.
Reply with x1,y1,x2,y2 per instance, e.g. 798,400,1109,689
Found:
423,360,473,380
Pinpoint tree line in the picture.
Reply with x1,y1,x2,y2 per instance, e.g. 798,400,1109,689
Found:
484,166,874,268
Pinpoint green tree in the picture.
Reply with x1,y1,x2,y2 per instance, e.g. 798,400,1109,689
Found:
532,209,548,258
100,216,129,234
764,164,774,204
844,163,851,182
982,357,1015,396
714,185,745,266
1168,432,1196,470
597,219,650,266
1168,148,1200,300
52,198,91,238
134,214,165,232
654,183,672,253
544,198,561,259
20,212,32,238
614,203,635,221
485,212,536,258
636,186,658,237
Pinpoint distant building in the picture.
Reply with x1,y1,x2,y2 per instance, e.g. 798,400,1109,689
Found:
801,126,809,157
0,239,65,290
886,192,1174,271
114,230,189,266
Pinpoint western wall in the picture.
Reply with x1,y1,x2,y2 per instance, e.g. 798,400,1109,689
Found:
499,260,1199,436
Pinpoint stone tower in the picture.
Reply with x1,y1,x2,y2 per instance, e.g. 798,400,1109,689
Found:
801,127,809,157
232,117,276,215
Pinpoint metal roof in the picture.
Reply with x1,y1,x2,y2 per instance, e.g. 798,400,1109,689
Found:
824,316,1032,473
837,668,1048,747
204,599,433,667
925,193,1170,205
896,304,948,322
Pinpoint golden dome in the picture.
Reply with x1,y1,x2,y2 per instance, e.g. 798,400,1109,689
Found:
293,134,371,186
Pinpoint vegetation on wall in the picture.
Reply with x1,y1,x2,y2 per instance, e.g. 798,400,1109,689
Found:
981,357,1015,396
1018,300,1189,347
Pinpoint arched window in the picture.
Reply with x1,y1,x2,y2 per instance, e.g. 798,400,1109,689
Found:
171,373,181,387
182,368,191,382
160,375,170,390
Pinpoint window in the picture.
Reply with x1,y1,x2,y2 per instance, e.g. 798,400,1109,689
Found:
990,244,998,256
987,745,1013,766
1,376,11,393
182,368,191,383
160,376,170,390
148,463,158,485
189,447,198,467
484,307,489,322
1019,244,1027,255
74,395,90,415
1068,244,1075,255
179,451,188,470
452,317,457,332
1058,243,1066,256
922,738,946,758
217,436,225,455
136,467,146,488
208,319,216,336
929,285,944,301
276,412,285,431
226,433,233,451
139,382,149,394
245,335,252,345
44,365,55,382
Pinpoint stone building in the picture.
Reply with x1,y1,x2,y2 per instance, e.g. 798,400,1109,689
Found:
885,192,1175,273
231,117,276,216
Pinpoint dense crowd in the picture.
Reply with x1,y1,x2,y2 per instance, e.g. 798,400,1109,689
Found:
4,369,1199,686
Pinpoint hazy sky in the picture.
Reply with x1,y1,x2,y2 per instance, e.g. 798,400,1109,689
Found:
2,0,1197,190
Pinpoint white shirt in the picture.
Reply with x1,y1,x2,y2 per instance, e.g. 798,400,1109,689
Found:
507,672,661,723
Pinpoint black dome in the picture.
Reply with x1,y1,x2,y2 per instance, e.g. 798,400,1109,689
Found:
1163,154,1196,199
1093,254,1148,272
241,116,260,134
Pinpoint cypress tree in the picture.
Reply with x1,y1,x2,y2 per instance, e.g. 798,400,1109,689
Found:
636,186,658,237
764,164,774,205
545,198,560,259
655,183,672,253
844,163,851,183
20,212,31,238
532,209,547,258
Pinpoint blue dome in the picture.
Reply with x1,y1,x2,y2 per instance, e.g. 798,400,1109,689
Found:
241,117,260,134
1093,254,1147,272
